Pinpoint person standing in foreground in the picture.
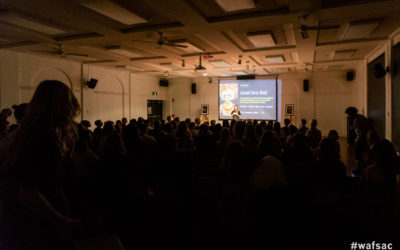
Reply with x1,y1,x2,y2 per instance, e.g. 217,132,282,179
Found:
345,106,370,176
0,80,80,250
230,105,242,121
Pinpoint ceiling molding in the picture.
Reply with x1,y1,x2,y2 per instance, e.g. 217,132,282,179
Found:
120,22,185,34
181,51,226,57
55,32,103,41
0,41,38,48
313,58,365,64
207,8,290,23
243,45,297,54
82,59,116,64
130,56,168,61
316,37,388,47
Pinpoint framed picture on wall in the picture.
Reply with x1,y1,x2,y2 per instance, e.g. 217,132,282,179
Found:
201,104,209,115
285,104,294,116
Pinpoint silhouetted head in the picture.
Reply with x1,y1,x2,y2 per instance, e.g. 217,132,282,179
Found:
258,130,282,158
222,119,229,128
23,80,79,129
289,124,298,135
103,121,115,135
95,120,103,127
233,121,246,139
367,130,380,146
293,132,307,147
301,119,307,126
185,118,191,126
371,139,398,186
310,119,318,129
122,117,128,125
81,120,91,129
219,127,230,142
284,118,290,126
18,80,80,155
345,106,358,117
328,130,339,141
176,121,188,139
320,138,340,161
273,121,281,132
244,123,256,140
12,103,28,124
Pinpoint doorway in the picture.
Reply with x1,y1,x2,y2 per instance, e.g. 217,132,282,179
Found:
367,54,386,138
147,100,163,125
392,43,400,152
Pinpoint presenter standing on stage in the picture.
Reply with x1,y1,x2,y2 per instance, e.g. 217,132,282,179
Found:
230,105,241,120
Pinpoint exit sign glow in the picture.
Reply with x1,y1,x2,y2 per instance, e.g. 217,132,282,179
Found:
152,91,158,96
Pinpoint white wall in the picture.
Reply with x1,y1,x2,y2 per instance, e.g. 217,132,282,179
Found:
0,50,365,137
0,51,82,124
280,72,352,136
0,50,164,126
168,77,219,121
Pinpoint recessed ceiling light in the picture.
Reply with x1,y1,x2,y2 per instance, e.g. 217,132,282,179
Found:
116,65,143,71
209,60,231,67
233,71,247,75
106,46,143,58
78,0,147,25
265,55,285,64
215,0,256,12
343,19,381,40
247,31,276,48
276,68,290,73
0,12,67,35
218,73,234,77
333,49,356,60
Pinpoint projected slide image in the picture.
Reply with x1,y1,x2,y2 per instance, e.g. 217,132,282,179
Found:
218,79,277,120
219,83,239,117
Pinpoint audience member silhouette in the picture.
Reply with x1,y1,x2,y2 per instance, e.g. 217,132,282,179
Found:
1,80,80,250
306,119,322,149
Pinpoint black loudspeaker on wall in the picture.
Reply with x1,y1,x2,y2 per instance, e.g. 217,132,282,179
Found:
373,63,388,79
87,78,98,89
191,83,196,94
346,71,355,81
303,79,309,92
159,79,169,87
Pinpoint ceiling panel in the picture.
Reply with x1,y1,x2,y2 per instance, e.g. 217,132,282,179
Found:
1,0,400,77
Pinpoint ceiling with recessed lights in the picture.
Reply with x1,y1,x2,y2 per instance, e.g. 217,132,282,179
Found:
1,0,400,78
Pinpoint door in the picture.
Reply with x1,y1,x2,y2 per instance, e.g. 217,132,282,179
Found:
147,100,163,125
392,43,400,152
367,54,386,138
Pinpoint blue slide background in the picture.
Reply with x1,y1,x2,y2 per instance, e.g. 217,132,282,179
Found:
219,79,277,120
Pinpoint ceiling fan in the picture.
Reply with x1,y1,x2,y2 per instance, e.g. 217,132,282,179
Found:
30,44,89,58
131,31,188,48
298,15,340,39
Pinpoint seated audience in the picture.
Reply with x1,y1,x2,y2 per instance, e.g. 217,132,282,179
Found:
306,119,322,149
